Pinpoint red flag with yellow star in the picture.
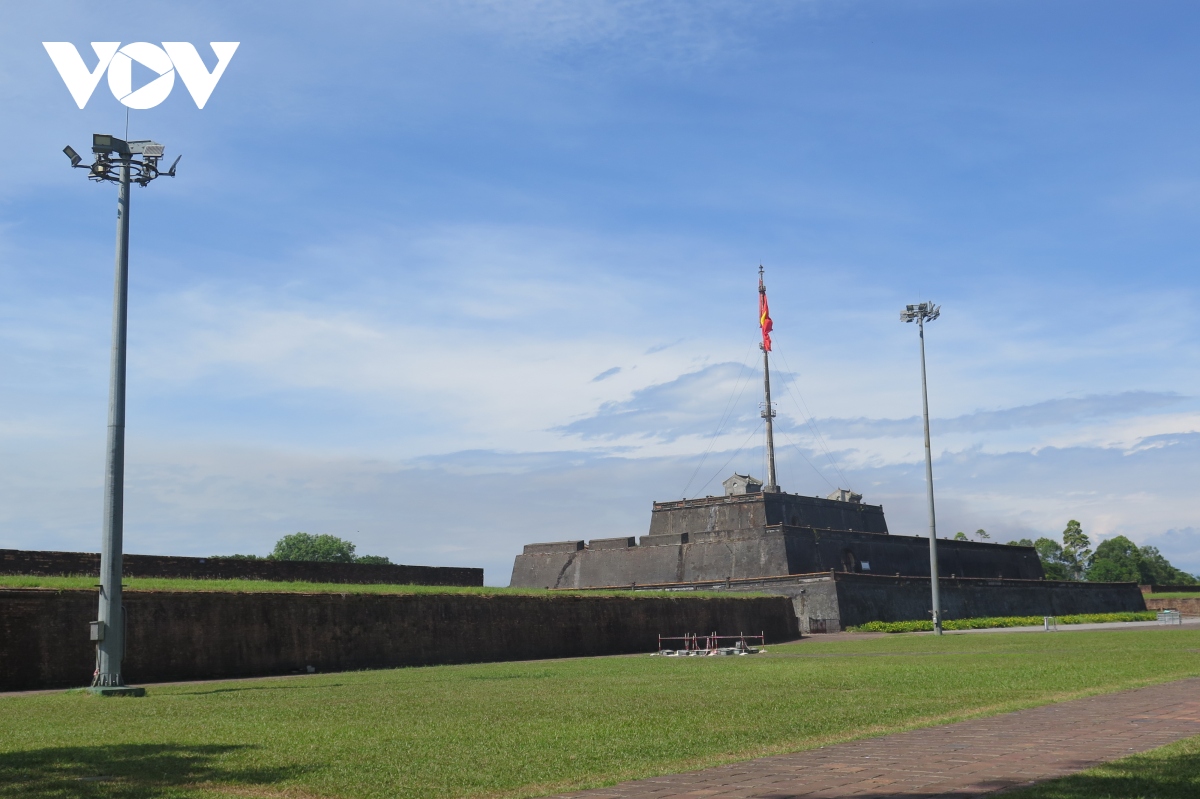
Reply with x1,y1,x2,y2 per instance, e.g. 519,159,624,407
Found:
759,275,773,351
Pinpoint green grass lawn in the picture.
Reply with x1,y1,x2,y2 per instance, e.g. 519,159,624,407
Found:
1146,591,1200,599
2,628,1198,799
1002,734,1200,799
0,575,737,598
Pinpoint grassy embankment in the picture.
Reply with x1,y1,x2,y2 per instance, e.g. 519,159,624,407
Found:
1002,734,1200,799
0,574,739,598
1145,591,1200,599
1,628,1198,799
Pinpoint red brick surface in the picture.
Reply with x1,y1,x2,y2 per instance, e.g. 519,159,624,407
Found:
550,678,1200,798
1146,597,1200,616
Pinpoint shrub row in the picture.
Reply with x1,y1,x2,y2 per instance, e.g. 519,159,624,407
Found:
848,611,1158,634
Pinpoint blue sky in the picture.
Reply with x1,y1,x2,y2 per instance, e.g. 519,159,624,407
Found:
2,1,1199,583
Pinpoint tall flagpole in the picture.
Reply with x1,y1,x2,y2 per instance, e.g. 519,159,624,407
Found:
759,266,779,493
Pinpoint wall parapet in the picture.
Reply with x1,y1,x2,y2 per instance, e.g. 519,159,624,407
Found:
0,549,482,587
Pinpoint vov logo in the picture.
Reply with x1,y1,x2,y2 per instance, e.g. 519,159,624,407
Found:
43,42,239,110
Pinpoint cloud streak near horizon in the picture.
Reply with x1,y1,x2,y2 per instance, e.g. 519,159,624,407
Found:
557,362,1190,442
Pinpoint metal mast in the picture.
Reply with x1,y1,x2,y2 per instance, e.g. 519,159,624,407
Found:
64,134,178,694
901,301,942,635
96,148,132,689
759,266,779,493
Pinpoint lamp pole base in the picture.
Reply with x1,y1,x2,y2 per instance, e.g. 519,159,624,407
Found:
85,686,146,697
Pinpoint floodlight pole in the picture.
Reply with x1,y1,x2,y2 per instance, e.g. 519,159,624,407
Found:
95,155,132,689
902,302,943,635
65,134,177,695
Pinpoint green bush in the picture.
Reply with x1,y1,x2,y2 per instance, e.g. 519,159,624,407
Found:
848,611,1158,633
273,532,357,563
269,534,389,565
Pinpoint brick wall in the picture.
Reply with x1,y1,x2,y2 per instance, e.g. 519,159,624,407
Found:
1145,597,1200,616
0,589,798,691
0,549,481,587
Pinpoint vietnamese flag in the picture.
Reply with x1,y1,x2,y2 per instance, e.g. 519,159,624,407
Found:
759,276,773,351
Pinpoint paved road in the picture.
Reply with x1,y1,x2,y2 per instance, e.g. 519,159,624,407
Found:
549,678,1200,798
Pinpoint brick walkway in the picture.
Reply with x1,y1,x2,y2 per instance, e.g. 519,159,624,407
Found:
551,678,1200,798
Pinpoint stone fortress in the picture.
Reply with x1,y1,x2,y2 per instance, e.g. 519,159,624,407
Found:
511,270,1145,631
509,477,1143,632
511,477,1043,590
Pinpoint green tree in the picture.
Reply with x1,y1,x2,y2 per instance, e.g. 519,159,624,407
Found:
1087,535,1142,582
1006,538,1034,547
1085,538,1198,585
272,533,356,563
354,554,392,565
1060,520,1092,580
1136,545,1198,585
975,528,990,541
953,532,968,541
1033,537,1069,580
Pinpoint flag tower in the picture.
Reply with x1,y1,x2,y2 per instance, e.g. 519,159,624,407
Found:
759,266,780,493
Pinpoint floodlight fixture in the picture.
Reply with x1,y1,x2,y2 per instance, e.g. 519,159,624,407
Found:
69,135,179,188
901,300,943,635
64,132,180,696
92,133,129,156
901,302,940,323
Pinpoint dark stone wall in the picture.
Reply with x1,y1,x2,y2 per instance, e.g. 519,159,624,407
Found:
0,589,798,692
827,573,1147,627
648,494,769,537
648,492,888,537
783,530,1044,580
749,575,844,633
510,528,1042,588
0,549,482,587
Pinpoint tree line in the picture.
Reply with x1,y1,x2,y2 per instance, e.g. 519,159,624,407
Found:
1002,520,1197,584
